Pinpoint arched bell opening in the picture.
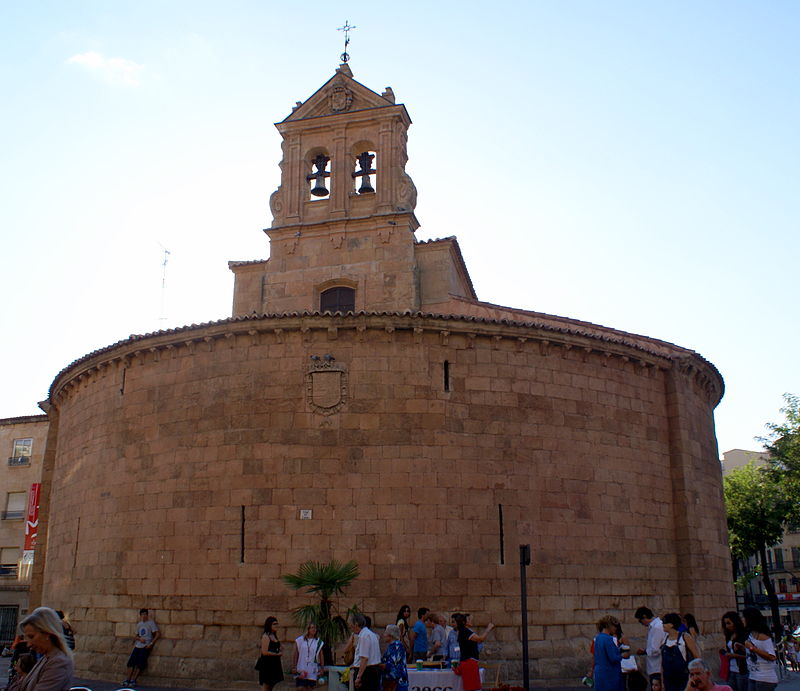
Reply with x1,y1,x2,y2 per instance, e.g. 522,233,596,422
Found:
350,142,377,195
305,148,331,200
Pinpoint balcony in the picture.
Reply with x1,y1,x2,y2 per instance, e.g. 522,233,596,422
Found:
7,456,30,467
767,559,800,573
0,565,18,578
0,511,23,520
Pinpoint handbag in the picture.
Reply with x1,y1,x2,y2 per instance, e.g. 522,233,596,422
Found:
719,650,730,681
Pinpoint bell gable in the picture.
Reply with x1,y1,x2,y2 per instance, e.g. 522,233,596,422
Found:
282,64,399,123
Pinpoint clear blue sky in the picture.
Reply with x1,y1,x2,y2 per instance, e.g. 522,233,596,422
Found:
1,1,798,455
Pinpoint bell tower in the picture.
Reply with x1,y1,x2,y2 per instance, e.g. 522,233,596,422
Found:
230,64,421,316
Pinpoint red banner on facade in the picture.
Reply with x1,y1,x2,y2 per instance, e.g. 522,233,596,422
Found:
23,483,40,551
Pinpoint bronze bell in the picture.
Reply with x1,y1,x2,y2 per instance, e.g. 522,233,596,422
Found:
307,154,330,197
310,178,329,197
353,152,376,195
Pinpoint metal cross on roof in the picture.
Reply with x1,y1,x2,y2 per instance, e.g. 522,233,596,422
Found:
337,20,356,63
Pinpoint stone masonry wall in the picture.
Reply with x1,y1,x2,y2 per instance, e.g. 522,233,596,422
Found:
35,314,732,688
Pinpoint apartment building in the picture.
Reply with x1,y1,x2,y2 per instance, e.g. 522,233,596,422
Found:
723,448,800,626
0,414,48,643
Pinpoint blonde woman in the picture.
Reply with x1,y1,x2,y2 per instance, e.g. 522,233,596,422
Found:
292,623,324,688
10,607,74,691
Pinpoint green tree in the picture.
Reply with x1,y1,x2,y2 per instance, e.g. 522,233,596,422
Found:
724,462,792,634
763,393,800,522
282,560,360,665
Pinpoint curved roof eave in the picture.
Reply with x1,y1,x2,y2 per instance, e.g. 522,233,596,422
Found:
47,309,723,404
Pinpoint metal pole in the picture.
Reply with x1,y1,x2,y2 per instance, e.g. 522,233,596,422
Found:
520,544,531,691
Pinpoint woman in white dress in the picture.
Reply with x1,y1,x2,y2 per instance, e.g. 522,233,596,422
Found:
293,623,324,689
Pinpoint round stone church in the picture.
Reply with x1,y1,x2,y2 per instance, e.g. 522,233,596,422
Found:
32,64,732,688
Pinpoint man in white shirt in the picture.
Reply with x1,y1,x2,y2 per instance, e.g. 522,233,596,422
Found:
635,606,664,685
351,614,381,691
430,614,447,661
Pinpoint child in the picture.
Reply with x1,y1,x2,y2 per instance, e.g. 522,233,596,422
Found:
6,642,31,687
16,654,36,678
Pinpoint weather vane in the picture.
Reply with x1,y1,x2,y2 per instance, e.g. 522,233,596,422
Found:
337,20,356,63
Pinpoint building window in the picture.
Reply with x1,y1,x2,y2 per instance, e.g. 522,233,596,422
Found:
779,578,788,593
9,438,32,467
2,492,26,520
320,287,355,314
12,439,32,457
0,548,19,578
775,549,785,569
0,605,18,641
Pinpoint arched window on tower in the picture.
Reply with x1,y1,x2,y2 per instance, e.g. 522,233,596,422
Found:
320,286,355,313
352,151,376,194
307,153,331,200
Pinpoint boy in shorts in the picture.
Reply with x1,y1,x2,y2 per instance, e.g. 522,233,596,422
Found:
123,608,160,686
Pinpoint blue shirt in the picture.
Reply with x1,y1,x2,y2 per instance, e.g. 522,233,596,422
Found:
444,629,459,660
593,632,623,691
412,620,428,654
381,639,409,691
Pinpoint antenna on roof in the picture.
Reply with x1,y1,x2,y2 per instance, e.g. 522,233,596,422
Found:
337,20,356,63
158,244,171,322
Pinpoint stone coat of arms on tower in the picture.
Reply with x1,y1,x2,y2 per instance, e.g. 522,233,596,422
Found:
329,84,353,113
305,358,348,415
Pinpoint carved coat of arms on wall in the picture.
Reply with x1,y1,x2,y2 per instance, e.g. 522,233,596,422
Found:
306,359,348,415
329,85,353,113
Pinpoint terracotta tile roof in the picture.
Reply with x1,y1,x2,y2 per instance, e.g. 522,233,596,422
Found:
0,414,49,426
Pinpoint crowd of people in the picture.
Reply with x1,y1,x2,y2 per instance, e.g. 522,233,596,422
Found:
255,607,495,691
590,606,783,691
2,602,794,691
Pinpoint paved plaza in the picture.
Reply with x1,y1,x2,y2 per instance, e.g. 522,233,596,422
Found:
4,655,800,691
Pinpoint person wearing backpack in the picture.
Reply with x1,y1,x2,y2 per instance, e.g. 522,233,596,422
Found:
660,612,700,691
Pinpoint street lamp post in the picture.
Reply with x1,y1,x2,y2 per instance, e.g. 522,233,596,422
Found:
520,544,531,691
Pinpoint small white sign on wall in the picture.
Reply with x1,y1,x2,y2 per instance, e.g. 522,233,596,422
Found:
300,509,313,520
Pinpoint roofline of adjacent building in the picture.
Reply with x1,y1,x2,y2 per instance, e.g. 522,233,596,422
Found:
0,414,49,426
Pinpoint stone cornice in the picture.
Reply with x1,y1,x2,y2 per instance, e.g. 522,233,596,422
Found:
228,258,268,269
267,209,420,237
48,311,724,408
